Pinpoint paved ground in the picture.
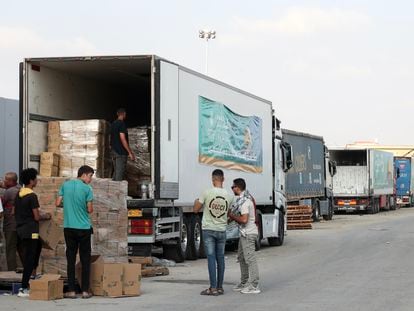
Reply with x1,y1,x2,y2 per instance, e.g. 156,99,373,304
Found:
3,208,414,311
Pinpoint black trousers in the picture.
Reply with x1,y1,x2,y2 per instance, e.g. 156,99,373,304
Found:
20,238,42,289
64,228,92,292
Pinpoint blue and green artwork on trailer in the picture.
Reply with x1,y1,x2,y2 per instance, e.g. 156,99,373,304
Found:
198,96,263,173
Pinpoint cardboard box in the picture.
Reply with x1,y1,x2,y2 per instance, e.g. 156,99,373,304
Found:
40,164,59,177
122,263,141,296
77,256,141,297
29,274,63,300
41,152,60,166
39,218,64,250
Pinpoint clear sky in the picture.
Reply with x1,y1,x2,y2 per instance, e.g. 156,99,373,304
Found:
1,0,413,146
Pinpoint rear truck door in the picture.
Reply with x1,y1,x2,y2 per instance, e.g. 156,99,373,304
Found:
154,58,179,199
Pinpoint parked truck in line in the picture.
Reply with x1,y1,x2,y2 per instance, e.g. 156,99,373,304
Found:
20,55,293,262
394,157,414,207
330,148,395,213
281,129,336,221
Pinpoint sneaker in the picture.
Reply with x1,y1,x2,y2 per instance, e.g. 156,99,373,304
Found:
241,285,261,294
17,288,30,298
232,283,247,292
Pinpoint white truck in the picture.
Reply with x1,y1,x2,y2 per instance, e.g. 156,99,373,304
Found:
330,148,395,213
19,55,292,262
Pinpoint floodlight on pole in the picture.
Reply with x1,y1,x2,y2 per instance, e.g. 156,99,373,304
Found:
199,30,216,75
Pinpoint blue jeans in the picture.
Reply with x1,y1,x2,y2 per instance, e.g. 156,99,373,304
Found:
203,230,226,289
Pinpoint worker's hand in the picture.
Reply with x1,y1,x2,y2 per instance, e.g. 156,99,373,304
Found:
129,152,136,161
40,212,52,221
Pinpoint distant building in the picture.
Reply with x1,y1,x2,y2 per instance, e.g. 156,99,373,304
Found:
344,141,414,157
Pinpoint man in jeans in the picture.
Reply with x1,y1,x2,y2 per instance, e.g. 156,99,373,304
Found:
228,178,261,294
1,172,23,271
110,108,135,181
56,165,94,299
194,169,233,296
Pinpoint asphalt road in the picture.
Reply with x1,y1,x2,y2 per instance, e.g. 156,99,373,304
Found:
3,208,414,311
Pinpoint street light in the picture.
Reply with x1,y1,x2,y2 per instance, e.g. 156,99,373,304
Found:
199,30,216,75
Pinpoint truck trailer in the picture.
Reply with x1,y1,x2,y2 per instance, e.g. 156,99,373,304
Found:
331,148,395,213
19,55,293,262
394,157,414,207
282,129,336,221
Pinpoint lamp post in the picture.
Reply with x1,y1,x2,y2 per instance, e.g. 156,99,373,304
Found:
199,30,216,75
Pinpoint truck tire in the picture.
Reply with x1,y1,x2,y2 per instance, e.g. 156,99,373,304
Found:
183,215,193,260
322,199,334,221
255,210,262,251
198,217,206,258
163,239,185,263
188,214,202,260
268,210,284,246
312,200,320,222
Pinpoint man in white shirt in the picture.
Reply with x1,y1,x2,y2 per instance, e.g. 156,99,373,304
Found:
228,178,260,294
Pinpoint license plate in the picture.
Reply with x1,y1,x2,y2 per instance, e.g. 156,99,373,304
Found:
128,209,142,217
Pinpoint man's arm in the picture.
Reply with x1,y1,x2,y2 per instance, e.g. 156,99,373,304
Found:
87,201,93,214
120,133,135,161
228,212,248,224
32,207,40,222
55,196,63,208
193,199,203,213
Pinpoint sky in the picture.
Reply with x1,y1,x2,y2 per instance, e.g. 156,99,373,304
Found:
1,0,413,146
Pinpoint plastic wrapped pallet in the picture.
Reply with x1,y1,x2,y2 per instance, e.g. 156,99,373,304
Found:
47,120,111,178
126,127,151,197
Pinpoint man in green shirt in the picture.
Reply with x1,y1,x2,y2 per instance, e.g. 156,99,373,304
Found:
194,169,233,296
56,165,94,299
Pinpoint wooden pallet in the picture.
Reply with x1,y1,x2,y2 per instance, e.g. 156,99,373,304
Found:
287,205,313,230
129,257,170,278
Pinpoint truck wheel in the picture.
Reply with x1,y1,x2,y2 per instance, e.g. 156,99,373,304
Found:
198,217,206,259
183,215,193,260
268,211,284,246
322,199,334,221
255,211,262,251
312,200,320,222
188,214,202,260
163,239,185,263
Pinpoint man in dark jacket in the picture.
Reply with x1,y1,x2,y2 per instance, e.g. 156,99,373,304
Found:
110,108,135,181
1,172,23,271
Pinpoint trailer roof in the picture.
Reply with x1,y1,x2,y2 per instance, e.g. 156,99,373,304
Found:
281,128,324,143
24,55,272,106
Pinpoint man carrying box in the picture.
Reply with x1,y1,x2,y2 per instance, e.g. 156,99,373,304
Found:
56,165,94,299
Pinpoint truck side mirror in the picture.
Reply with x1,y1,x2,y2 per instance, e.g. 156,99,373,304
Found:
329,160,337,177
396,167,400,179
281,142,293,172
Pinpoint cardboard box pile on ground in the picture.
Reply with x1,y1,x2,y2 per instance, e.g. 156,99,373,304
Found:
29,274,63,300
47,120,112,178
39,152,60,177
126,127,151,197
77,256,141,297
35,177,129,277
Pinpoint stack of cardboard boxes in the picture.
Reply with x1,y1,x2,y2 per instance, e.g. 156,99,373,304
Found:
39,152,60,177
126,127,151,197
47,120,112,178
36,177,129,277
